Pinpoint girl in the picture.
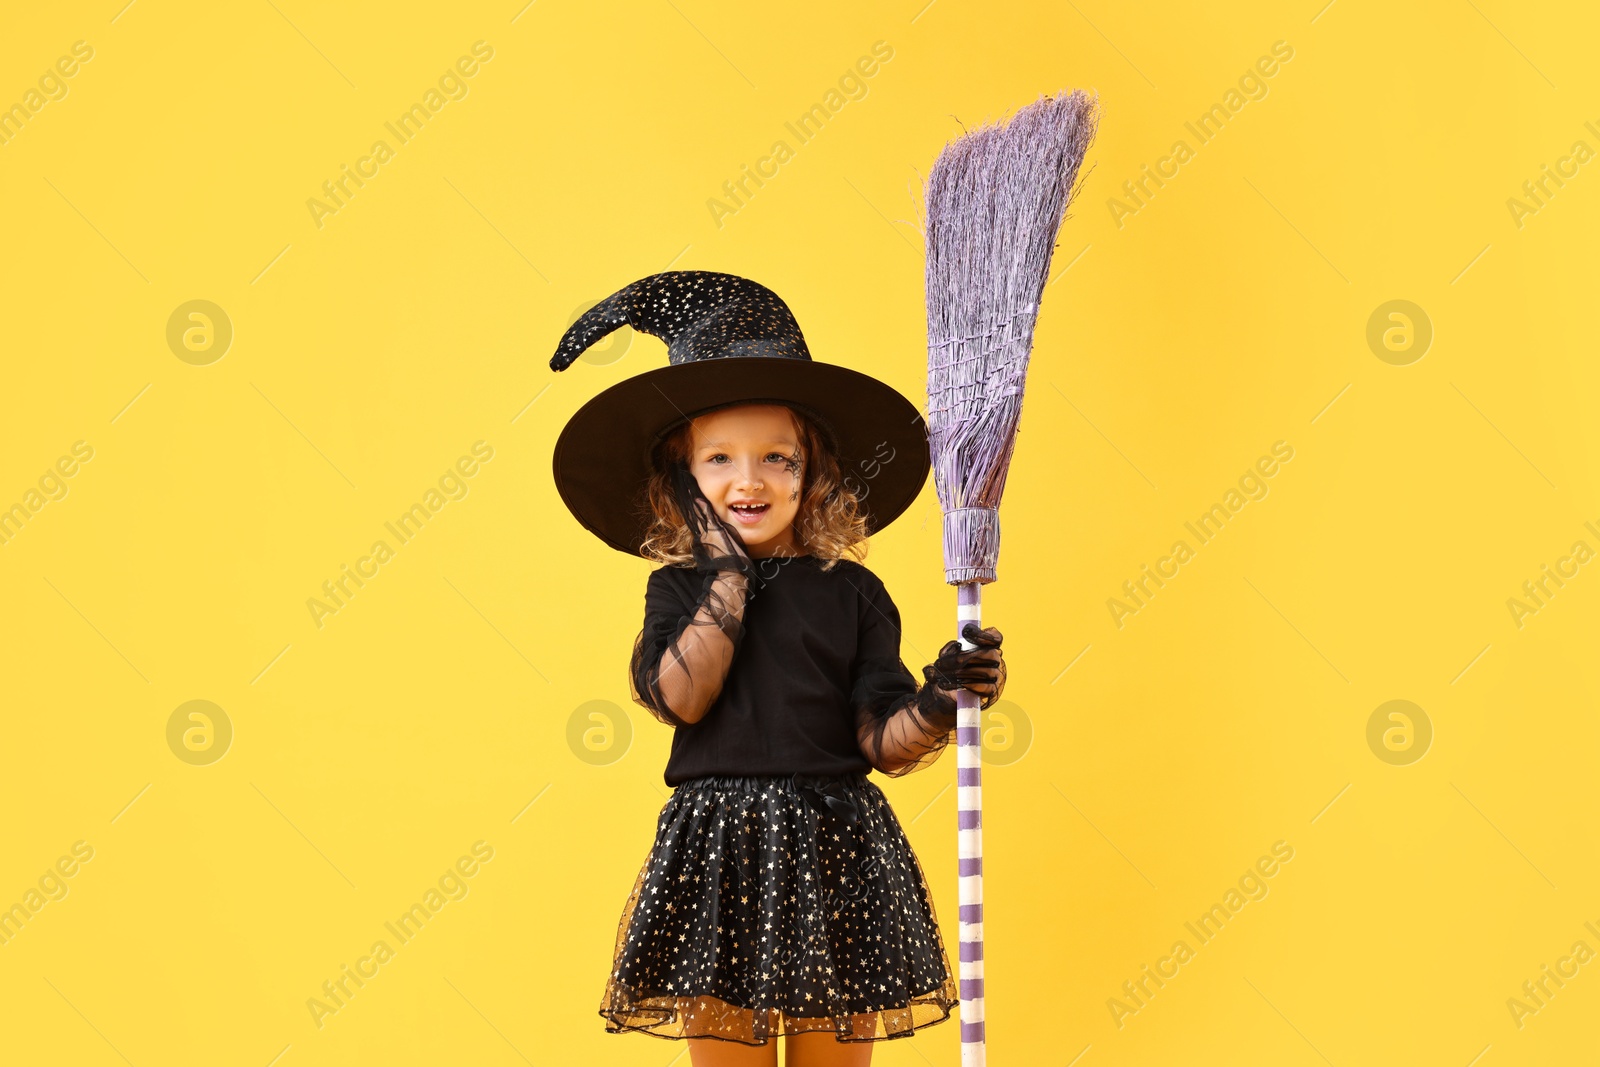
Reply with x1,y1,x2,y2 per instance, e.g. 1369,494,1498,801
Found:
548,271,1006,1066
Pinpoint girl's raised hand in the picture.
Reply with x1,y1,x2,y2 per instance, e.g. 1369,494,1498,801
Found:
671,463,755,577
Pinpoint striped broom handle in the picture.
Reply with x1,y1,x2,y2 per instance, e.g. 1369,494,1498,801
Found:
955,579,986,1065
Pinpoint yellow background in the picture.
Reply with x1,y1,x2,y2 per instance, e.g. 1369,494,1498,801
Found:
2,0,1597,1063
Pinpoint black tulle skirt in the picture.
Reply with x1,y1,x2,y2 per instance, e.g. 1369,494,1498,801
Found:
598,771,959,1045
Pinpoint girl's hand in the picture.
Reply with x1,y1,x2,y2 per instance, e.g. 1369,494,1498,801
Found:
671,463,755,577
923,623,1006,709
689,496,755,574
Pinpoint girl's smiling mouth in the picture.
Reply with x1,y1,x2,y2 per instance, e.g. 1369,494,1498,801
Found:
728,502,770,524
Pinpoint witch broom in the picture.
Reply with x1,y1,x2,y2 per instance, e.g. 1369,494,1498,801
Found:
922,88,1100,1064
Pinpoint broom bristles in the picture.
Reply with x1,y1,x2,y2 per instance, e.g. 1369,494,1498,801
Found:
924,88,1100,582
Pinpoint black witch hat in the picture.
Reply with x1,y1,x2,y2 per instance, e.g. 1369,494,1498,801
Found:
549,270,930,556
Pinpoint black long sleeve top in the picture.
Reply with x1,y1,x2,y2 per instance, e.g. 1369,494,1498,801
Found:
627,555,952,786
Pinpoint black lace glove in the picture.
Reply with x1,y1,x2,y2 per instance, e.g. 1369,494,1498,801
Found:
920,623,1006,713
669,462,755,578
851,624,1006,776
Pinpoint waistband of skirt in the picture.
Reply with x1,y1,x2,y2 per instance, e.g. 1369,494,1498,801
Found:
671,771,871,792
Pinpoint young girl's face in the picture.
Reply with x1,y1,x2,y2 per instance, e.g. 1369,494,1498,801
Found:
683,403,805,558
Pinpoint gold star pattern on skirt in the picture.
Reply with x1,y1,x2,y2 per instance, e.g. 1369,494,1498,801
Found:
598,772,959,1045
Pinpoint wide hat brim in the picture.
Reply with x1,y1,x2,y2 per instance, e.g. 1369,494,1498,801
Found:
552,357,930,556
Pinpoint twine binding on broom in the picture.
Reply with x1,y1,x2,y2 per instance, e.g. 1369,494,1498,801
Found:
940,506,1001,584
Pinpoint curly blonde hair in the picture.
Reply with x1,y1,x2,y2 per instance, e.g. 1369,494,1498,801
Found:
637,403,871,572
